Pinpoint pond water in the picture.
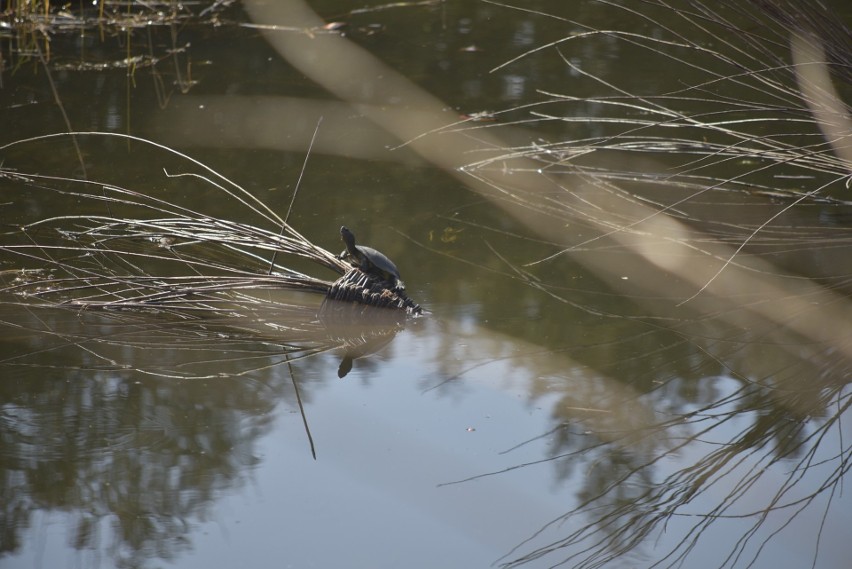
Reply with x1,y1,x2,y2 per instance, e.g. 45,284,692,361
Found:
1,1,851,568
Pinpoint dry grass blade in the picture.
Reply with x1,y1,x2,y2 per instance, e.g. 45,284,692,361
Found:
0,132,350,311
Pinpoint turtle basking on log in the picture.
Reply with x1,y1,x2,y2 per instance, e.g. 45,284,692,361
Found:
330,226,421,315
338,226,404,291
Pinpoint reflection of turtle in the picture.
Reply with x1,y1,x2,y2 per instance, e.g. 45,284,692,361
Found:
318,298,405,378
337,329,396,378
339,226,404,291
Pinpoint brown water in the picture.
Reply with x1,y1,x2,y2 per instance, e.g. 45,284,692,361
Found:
1,2,851,568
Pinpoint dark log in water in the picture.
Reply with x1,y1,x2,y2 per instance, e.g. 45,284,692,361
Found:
327,268,422,315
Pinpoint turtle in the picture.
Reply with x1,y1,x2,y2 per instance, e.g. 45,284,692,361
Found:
339,226,405,291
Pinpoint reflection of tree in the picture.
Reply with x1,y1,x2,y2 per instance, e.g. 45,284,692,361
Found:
428,308,849,568
0,223,406,567
0,306,318,567
493,340,850,569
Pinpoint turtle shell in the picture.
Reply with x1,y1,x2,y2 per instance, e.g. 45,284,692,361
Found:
354,245,401,282
339,226,403,288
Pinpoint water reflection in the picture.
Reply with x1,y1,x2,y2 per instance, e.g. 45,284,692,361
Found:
423,315,850,569
319,300,406,377
0,309,280,567
2,0,852,568
0,292,415,566
2,291,848,567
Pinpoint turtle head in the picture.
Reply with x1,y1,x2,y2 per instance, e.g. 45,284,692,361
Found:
340,226,359,257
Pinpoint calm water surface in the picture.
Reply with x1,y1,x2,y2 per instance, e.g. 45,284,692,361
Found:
1,1,851,568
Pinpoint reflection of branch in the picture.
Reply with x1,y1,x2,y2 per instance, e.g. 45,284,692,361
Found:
152,96,426,164
790,31,852,174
